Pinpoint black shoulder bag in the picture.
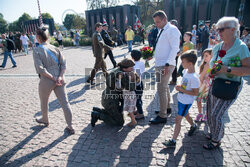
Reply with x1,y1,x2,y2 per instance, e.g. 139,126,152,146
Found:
211,50,241,100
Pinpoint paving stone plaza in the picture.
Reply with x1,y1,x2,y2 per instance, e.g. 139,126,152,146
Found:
0,45,249,166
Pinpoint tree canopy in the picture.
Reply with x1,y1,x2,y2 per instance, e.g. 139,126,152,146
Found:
0,13,8,33
63,14,86,30
40,13,54,19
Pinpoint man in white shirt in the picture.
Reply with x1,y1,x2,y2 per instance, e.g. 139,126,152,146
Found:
150,10,181,124
20,32,29,56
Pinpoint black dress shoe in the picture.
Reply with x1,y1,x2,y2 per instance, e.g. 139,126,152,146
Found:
155,111,160,114
91,111,100,127
155,108,172,115
167,108,172,115
149,116,167,124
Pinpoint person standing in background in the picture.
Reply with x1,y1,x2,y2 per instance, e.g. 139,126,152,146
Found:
125,26,134,52
20,32,29,56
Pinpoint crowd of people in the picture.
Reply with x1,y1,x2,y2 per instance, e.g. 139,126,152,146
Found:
1,10,250,151
88,11,250,151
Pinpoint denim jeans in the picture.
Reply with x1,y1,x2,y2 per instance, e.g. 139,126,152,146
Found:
127,40,133,52
1,51,16,67
23,44,28,55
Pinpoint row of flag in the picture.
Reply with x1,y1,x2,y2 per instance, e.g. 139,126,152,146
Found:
22,23,40,34
103,15,142,30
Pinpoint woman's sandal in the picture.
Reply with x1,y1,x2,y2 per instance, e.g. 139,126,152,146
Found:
203,140,221,150
35,118,49,127
65,127,75,135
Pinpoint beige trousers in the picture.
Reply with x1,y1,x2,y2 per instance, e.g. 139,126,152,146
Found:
39,76,72,127
155,65,175,118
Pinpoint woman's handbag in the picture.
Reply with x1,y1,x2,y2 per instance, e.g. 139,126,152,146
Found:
211,78,241,100
211,46,241,100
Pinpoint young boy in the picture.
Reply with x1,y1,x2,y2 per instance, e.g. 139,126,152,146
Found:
163,50,200,147
131,50,145,120
178,32,194,76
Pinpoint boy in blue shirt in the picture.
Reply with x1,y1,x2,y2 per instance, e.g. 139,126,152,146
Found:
163,50,200,147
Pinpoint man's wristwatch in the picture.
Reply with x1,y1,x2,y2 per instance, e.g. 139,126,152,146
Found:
165,63,169,67
227,66,232,73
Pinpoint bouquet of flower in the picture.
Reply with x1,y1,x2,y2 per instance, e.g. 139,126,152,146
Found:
140,46,154,68
207,50,226,78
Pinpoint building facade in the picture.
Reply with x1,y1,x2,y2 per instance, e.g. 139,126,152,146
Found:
164,0,250,33
85,5,140,36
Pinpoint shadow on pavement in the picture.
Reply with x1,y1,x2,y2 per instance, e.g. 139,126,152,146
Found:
243,76,250,85
3,129,71,166
66,124,132,166
116,125,165,166
0,126,47,166
160,134,224,166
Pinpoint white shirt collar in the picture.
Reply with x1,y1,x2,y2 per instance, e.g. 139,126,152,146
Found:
161,22,170,31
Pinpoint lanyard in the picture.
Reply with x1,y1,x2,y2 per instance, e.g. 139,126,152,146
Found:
39,44,60,66
153,29,164,52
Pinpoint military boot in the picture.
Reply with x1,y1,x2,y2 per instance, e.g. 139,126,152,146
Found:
91,111,100,127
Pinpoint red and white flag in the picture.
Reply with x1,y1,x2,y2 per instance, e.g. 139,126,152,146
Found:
134,15,142,30
103,18,107,24
125,16,128,24
112,15,115,25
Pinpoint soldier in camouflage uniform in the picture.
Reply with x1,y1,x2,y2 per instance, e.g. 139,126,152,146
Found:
91,58,137,127
86,22,112,85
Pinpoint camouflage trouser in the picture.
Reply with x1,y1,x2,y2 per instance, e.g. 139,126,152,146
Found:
100,90,124,126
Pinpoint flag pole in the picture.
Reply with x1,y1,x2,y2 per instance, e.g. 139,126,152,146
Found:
37,0,43,26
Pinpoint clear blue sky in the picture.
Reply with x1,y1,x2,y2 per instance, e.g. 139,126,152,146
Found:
0,0,132,24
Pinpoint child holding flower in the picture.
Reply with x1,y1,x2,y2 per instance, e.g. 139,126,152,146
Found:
195,48,212,122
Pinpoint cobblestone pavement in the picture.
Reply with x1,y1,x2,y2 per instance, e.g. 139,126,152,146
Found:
0,45,249,167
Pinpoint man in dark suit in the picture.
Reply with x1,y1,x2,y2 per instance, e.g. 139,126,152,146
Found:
101,23,117,68
201,20,210,52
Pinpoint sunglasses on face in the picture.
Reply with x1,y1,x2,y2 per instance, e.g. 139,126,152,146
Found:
216,27,232,33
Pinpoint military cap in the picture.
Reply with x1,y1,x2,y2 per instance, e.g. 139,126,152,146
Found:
205,20,211,23
95,22,103,28
118,58,135,68
102,23,109,27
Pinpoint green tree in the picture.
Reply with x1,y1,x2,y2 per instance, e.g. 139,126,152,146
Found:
54,23,60,31
17,13,32,31
63,14,75,30
8,21,19,32
40,13,54,19
73,15,86,30
0,13,8,33
133,0,164,26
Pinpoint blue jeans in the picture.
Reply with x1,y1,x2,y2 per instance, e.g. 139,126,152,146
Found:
127,40,133,52
1,51,16,67
23,44,28,55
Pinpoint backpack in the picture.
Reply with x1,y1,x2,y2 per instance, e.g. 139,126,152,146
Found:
6,39,16,51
